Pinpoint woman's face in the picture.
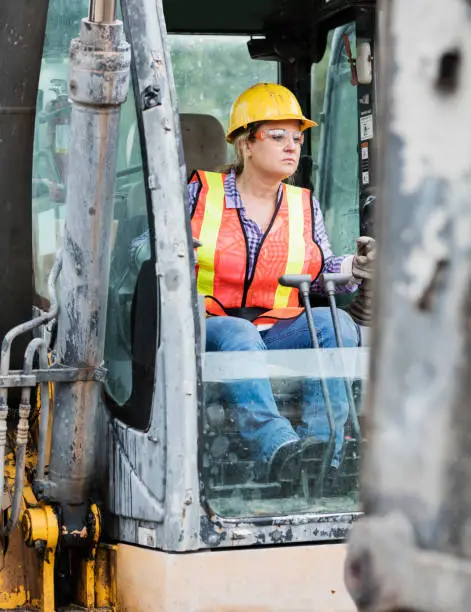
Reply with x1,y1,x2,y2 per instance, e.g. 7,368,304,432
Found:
244,119,303,181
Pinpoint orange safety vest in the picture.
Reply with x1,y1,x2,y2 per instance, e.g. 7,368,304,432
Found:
190,170,323,325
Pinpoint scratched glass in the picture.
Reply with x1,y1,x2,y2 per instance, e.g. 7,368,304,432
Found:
30,5,368,518
201,348,367,518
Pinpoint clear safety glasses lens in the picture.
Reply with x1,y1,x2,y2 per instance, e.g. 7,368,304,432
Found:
258,128,304,146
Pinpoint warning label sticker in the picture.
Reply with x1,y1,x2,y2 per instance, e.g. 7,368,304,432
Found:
360,115,374,141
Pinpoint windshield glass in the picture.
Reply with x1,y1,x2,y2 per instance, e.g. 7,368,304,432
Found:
312,22,359,255
31,0,145,304
188,28,368,519
202,346,366,518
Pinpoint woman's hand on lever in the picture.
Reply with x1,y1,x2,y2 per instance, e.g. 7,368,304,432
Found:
352,236,376,281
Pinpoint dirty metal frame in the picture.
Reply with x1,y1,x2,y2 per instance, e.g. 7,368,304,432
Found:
108,0,364,553
345,0,471,611
0,2,130,605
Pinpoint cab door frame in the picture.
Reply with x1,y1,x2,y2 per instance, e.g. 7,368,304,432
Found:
107,0,202,552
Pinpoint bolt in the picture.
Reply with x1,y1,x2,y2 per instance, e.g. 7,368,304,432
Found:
142,84,161,110
207,534,219,546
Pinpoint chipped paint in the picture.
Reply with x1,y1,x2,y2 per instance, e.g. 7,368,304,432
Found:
0,584,28,608
397,205,450,304
391,0,471,193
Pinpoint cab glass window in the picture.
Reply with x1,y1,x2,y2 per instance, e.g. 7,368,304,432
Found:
169,34,277,151
31,0,156,430
196,27,367,520
312,22,359,255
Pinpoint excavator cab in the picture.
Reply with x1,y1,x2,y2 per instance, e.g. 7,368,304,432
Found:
2,0,376,609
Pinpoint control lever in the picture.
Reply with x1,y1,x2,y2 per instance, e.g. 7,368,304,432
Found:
278,273,336,446
323,273,361,439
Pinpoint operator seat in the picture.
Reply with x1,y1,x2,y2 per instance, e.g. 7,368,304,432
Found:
179,113,227,178
179,113,227,350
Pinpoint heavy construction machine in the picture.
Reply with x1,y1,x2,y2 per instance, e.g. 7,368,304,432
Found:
4,0,450,608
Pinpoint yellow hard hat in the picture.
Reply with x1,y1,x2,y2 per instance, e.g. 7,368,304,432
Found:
226,83,317,143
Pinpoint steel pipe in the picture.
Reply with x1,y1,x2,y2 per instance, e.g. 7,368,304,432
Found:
88,0,117,23
43,16,130,507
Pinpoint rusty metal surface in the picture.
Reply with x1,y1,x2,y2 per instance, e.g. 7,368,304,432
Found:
0,523,42,609
346,0,471,609
0,366,107,388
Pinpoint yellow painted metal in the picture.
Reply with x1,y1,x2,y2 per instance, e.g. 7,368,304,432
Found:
22,504,59,612
95,544,117,610
0,453,43,609
22,479,39,509
4,451,40,527
0,585,28,609
79,553,96,609
0,520,41,610
76,503,103,609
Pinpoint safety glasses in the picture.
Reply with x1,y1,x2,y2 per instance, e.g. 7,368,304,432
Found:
255,128,304,146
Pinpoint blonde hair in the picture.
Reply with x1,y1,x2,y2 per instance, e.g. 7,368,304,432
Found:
218,126,256,176
218,123,297,184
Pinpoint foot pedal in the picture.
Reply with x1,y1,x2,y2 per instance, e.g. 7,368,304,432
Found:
326,437,361,496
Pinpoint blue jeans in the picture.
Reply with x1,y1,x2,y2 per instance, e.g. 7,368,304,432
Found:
205,308,360,471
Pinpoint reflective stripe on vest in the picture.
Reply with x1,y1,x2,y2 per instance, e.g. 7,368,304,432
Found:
273,186,305,309
193,171,225,297
190,170,323,319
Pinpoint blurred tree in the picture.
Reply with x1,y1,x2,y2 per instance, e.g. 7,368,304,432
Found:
169,35,277,136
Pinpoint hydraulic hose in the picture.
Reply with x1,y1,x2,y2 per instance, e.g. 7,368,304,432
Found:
2,338,47,536
0,252,61,379
0,256,61,533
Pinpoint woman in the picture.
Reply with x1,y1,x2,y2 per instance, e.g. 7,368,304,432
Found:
164,86,375,490
190,83,374,484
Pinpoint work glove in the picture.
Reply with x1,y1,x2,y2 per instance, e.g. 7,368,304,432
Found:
352,236,376,281
348,281,373,327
